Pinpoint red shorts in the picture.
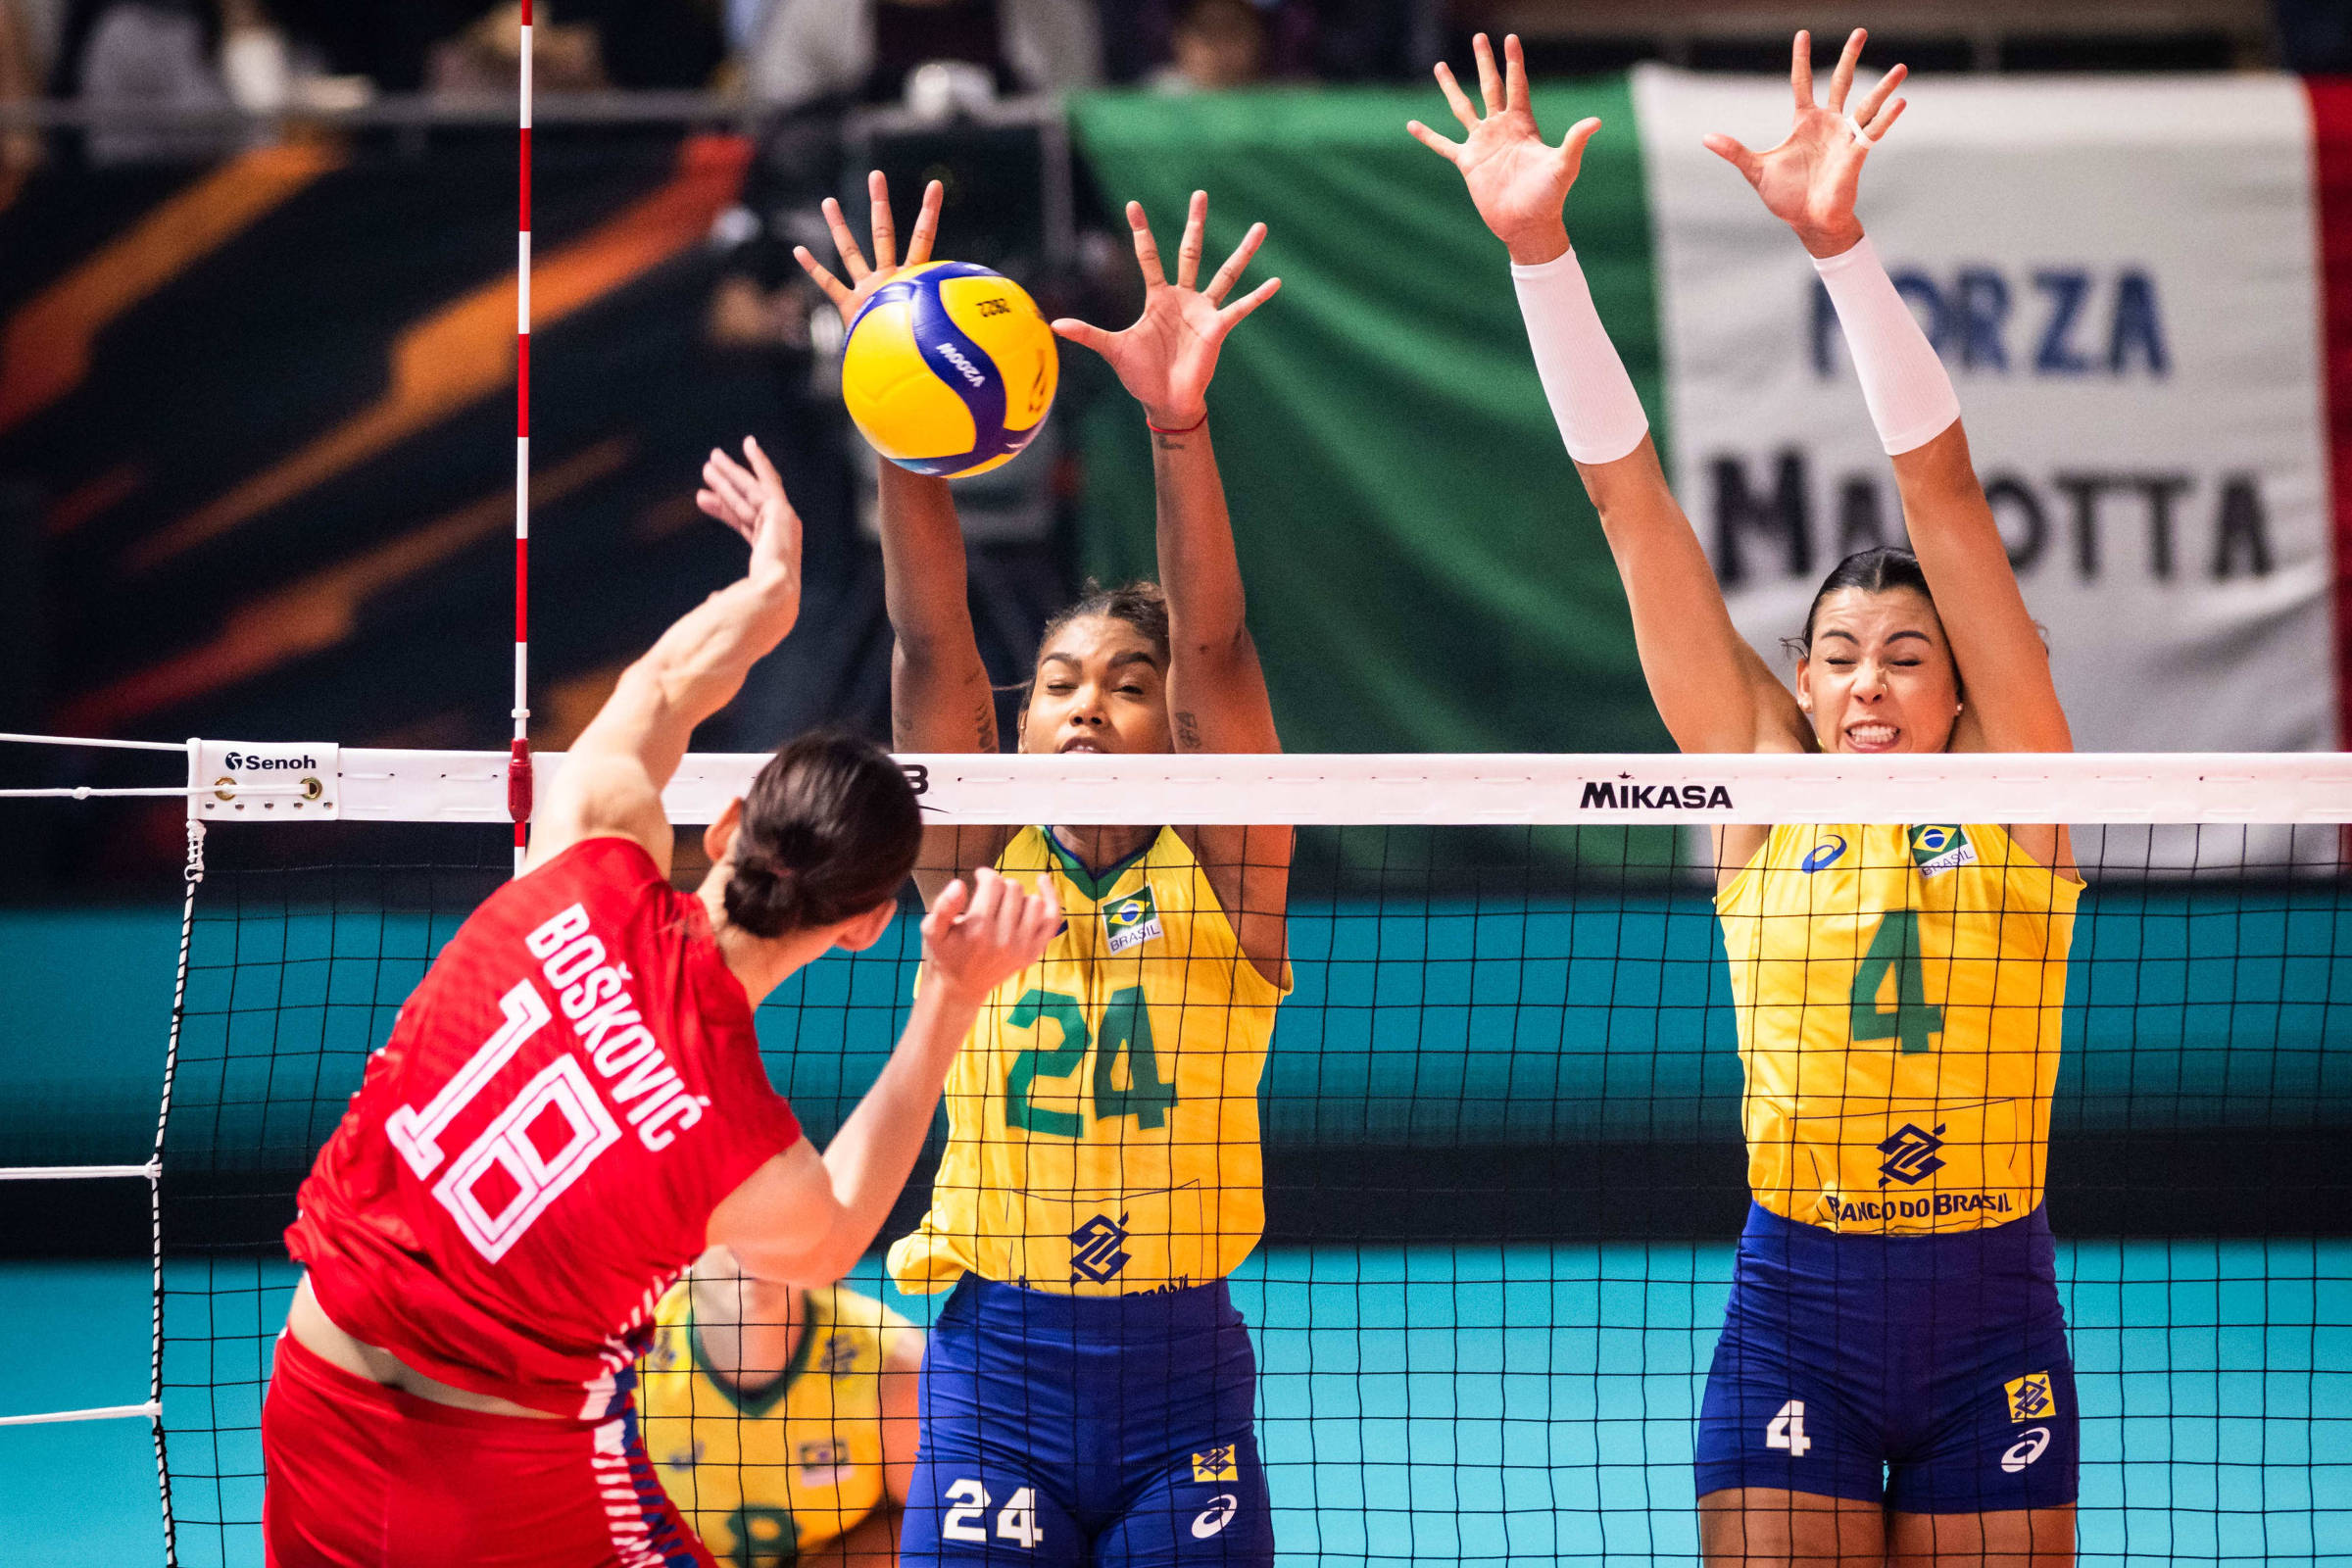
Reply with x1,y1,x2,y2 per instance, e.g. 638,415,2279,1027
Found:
262,1332,715,1568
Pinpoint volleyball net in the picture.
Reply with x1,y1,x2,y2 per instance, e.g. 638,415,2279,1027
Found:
9,742,2349,1565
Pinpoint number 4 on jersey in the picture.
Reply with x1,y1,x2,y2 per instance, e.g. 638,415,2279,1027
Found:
1764,1399,1812,1457
1847,909,1943,1054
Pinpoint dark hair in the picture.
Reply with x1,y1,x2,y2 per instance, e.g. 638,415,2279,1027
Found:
1035,579,1171,671
1787,546,1937,657
722,730,921,940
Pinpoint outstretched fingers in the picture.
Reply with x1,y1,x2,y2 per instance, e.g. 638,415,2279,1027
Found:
1049,317,1116,356
1851,61,1908,128
1472,32,1504,116
1559,115,1602,169
1202,220,1267,304
1790,29,1814,111
1701,132,1763,184
1126,200,1167,288
1502,32,1531,114
905,178,945,268
1176,189,1208,292
865,170,899,272
1216,275,1281,332
817,196,871,282
1405,119,1464,163
1861,94,1907,142
1826,28,1867,113
1433,59,1480,131
792,247,855,314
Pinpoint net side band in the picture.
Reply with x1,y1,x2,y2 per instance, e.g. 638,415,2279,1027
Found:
177,743,2352,825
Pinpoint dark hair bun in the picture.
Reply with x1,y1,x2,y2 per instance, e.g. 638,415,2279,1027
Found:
723,731,921,940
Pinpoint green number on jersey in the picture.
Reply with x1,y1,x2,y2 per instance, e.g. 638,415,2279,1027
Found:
719,1504,797,1568
1004,988,1088,1137
1003,985,1179,1136
1848,909,1942,1054
1092,986,1176,1130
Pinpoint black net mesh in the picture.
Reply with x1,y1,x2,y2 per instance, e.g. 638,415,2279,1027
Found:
147,816,2350,1566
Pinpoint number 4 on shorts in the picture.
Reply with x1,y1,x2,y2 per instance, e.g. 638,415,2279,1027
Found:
1765,1399,1812,1457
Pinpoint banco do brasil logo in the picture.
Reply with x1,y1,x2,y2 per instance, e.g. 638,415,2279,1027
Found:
1069,1212,1131,1284
1877,1122,1947,1188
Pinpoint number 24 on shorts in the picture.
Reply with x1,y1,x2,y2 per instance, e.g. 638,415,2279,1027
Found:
942,1479,1044,1549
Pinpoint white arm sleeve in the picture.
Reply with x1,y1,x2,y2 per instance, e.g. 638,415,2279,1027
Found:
1812,236,1961,456
1510,249,1649,466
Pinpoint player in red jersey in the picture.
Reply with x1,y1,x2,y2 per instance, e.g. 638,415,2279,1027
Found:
262,436,1059,1568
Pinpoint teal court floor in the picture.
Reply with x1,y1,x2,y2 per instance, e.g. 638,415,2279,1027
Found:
3,1242,2347,1567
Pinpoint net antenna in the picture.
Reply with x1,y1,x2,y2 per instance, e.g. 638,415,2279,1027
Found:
510,0,534,878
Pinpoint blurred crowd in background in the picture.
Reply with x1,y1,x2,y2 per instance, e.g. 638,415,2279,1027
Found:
0,0,2347,144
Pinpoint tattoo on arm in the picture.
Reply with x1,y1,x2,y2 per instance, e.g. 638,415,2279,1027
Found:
1175,710,1202,751
1152,433,1187,453
974,700,995,749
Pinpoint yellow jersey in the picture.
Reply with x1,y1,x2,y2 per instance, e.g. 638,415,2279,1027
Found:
637,1281,916,1566
1715,823,2082,1235
889,825,1289,1296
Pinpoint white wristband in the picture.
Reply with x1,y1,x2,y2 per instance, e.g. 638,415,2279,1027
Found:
1812,235,1960,456
1510,248,1649,466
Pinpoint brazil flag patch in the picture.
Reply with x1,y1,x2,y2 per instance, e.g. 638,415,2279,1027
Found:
1909,824,1978,876
1102,885,1164,954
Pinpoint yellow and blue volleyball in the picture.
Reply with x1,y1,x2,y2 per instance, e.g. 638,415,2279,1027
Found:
842,262,1059,478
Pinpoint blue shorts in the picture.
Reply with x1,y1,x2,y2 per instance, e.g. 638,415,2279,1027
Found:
902,1276,1272,1567
1694,1202,2079,1514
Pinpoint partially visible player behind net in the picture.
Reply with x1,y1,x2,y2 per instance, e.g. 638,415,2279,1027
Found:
1416,28,2081,1568
785,174,1292,1566
261,438,1059,1568
640,1245,923,1567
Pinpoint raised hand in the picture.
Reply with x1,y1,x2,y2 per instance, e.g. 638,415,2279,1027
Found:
1052,191,1280,430
794,170,946,325
919,867,1060,1003
1702,28,1907,259
695,435,804,593
1408,32,1600,267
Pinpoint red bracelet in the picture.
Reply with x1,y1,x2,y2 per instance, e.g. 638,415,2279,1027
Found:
1145,411,1208,435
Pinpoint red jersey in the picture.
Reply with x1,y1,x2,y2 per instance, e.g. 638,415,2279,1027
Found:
287,836,802,1419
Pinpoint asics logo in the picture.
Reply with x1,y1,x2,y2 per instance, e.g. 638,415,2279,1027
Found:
1800,836,1847,872
1192,1494,1239,1539
2000,1427,2052,1474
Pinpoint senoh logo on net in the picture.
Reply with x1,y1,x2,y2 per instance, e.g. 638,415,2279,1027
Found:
221,752,319,772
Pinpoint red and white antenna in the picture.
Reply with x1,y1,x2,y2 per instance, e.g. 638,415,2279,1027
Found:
508,0,534,876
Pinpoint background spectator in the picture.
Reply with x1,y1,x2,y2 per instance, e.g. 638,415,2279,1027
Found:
739,0,1099,112
1149,0,1267,91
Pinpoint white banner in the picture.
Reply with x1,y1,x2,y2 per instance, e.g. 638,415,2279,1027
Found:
1633,68,2338,760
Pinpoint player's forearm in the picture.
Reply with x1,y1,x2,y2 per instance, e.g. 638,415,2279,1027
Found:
631,567,801,736
1150,421,1251,665
803,977,983,1278
1584,445,1775,753
876,462,997,753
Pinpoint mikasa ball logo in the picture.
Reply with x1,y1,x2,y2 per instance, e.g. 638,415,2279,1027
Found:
931,341,988,387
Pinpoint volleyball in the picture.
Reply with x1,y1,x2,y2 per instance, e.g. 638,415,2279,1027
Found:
841,261,1059,478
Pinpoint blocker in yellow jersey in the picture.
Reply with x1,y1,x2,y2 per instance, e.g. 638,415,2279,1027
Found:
1714,821,2082,1234
638,1274,921,1566
888,826,1288,1297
